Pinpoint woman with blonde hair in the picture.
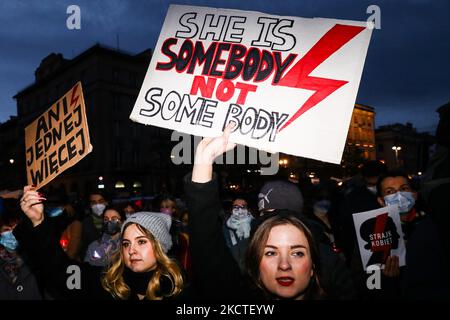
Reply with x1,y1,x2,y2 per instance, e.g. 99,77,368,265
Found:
15,189,186,300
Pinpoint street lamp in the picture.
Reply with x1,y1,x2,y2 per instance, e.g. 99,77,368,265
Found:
392,146,402,165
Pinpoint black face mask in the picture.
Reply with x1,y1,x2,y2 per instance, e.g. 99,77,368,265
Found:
103,221,121,235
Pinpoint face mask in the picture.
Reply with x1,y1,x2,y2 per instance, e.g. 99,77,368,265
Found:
103,220,121,235
313,199,331,216
367,186,377,195
45,206,64,218
0,230,19,251
384,191,415,214
91,204,106,216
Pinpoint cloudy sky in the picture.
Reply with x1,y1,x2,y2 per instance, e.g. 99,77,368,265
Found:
1,0,449,133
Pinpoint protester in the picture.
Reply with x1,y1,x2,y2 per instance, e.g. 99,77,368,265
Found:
15,189,187,300
255,179,355,298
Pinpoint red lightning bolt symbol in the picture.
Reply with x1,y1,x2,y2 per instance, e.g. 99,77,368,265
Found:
277,24,365,132
70,83,80,108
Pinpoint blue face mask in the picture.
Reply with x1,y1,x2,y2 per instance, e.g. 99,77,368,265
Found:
384,191,415,214
0,230,19,251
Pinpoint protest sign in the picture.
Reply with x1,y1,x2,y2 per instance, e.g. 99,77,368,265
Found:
24,82,92,189
130,4,373,163
353,206,406,270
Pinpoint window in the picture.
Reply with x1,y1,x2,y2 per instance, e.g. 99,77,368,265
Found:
114,121,120,136
115,181,125,189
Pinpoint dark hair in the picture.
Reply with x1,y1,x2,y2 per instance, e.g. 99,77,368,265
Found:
376,169,411,197
245,213,325,300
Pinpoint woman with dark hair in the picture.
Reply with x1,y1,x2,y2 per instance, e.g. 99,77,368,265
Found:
185,123,326,300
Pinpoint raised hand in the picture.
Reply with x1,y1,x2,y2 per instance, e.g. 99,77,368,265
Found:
192,122,237,183
20,186,46,227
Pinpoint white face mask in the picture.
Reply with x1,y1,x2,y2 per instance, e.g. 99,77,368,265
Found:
91,204,106,216
232,207,249,217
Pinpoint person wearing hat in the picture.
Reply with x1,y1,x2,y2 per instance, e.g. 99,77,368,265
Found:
185,123,327,299
15,189,187,300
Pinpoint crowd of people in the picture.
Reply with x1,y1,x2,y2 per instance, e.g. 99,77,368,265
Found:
1,114,449,300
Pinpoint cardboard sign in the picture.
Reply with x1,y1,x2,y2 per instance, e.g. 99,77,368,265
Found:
353,206,406,270
24,82,92,189
130,4,373,163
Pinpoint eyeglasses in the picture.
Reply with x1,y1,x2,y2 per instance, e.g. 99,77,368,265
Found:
232,205,247,210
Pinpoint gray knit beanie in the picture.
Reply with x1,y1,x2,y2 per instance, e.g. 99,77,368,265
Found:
121,212,173,253
258,180,304,214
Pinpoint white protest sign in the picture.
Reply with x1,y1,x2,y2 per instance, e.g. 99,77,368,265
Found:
130,4,373,163
353,206,406,271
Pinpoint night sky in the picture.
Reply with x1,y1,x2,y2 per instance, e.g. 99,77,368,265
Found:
1,0,449,133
